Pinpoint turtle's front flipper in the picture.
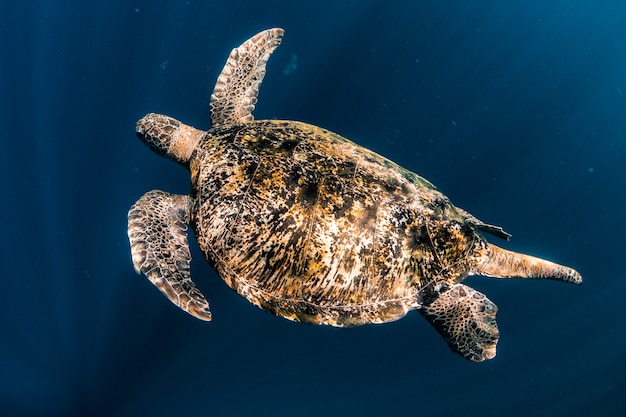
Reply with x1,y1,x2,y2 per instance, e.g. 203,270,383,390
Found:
420,284,499,362
209,28,284,126
127,190,212,321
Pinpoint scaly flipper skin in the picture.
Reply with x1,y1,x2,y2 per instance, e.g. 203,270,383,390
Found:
420,284,499,362
127,190,212,320
476,244,583,284
209,28,284,126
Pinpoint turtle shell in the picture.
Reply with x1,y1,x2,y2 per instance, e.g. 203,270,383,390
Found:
189,119,484,326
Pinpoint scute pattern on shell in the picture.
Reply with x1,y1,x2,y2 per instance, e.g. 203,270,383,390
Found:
189,120,485,326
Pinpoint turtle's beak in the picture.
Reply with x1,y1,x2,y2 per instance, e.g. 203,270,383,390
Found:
135,116,149,138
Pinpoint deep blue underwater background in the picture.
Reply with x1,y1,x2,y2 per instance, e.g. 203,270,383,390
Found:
2,1,626,416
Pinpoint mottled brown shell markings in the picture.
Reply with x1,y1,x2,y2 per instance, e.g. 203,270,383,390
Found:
188,120,479,325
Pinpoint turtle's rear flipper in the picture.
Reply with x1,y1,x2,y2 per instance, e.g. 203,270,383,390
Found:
127,190,212,321
420,284,499,362
476,244,582,284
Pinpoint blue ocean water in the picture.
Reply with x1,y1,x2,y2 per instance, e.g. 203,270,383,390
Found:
2,1,625,416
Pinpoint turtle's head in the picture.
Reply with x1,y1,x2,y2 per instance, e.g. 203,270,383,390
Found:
136,113,204,166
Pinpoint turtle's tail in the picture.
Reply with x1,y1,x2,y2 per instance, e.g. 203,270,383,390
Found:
474,244,582,284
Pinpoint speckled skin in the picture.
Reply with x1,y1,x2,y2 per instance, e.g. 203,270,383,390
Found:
186,119,485,326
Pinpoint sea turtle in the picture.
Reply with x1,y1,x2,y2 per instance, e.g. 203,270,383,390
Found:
128,28,582,362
